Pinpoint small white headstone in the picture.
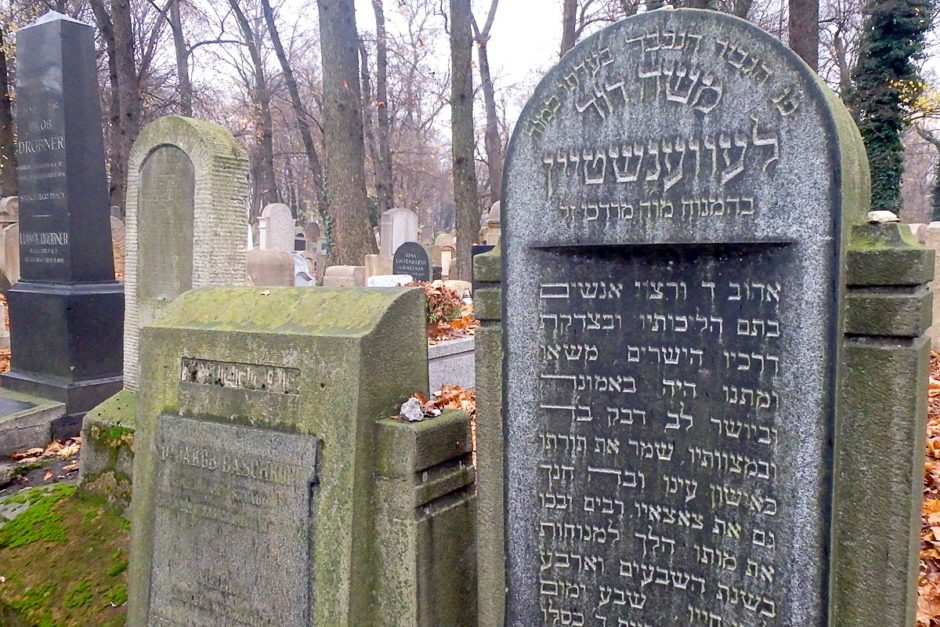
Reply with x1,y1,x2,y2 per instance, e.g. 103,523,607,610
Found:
260,203,295,251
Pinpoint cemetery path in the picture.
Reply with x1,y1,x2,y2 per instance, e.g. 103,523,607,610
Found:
919,352,940,625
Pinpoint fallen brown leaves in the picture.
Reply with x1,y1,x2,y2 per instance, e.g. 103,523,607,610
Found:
10,437,81,465
412,385,477,417
919,353,940,625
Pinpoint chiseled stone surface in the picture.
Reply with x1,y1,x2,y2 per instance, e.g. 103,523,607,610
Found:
502,8,868,626
129,287,450,625
123,115,249,390
260,202,295,252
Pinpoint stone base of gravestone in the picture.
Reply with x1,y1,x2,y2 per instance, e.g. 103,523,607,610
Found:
2,281,123,423
365,254,393,279
322,265,365,287
375,411,477,625
78,389,136,509
0,389,65,457
428,336,475,391
247,249,294,287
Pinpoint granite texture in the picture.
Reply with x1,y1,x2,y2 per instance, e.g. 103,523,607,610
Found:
502,8,868,625
123,115,249,390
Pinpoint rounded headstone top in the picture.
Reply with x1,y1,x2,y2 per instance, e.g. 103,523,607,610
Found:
487,201,501,225
261,203,292,220
434,232,456,248
304,221,321,241
505,8,869,251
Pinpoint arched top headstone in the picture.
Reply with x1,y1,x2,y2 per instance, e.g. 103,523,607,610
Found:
503,8,870,626
260,203,295,252
486,200,501,225
124,115,250,390
305,221,322,242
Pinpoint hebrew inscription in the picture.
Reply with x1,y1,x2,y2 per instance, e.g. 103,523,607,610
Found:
535,246,787,625
505,9,843,627
149,415,319,626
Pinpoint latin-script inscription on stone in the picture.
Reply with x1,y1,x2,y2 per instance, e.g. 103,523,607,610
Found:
149,415,318,626
535,245,788,625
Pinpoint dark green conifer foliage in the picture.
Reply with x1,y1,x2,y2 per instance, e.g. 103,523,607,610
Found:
850,0,936,214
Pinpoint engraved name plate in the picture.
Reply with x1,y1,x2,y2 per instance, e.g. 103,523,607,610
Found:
149,415,319,626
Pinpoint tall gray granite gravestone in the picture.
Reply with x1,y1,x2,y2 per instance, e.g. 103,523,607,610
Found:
1,12,123,422
500,8,916,626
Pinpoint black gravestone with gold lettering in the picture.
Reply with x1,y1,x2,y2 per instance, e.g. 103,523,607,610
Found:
502,8,871,626
1,12,123,425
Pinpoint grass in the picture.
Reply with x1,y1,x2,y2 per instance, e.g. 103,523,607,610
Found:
0,484,129,626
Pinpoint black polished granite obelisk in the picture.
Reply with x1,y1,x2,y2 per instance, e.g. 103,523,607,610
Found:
1,12,123,423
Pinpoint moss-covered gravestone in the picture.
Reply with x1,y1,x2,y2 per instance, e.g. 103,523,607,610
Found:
80,115,250,506
127,287,477,625
497,7,931,626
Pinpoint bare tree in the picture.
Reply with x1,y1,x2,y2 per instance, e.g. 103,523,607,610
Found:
790,0,820,70
561,0,642,57
168,0,193,116
0,24,15,197
260,0,325,214
227,0,278,211
317,0,376,263
450,0,479,280
369,0,394,214
472,0,501,207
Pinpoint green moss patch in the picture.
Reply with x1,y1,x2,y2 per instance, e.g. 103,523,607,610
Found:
0,485,129,626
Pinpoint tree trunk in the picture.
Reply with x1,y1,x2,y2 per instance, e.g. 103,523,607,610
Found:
0,25,16,197
474,0,502,208
229,0,278,214
317,0,377,264
788,0,819,71
260,0,326,215
371,0,395,214
359,39,383,202
168,0,193,116
560,0,577,58
450,0,480,281
112,0,141,213
88,1,122,213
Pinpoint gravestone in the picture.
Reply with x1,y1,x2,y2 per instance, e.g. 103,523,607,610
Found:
128,287,477,625
323,265,366,287
123,115,249,389
393,242,432,282
260,202,294,252
2,12,123,419
501,9,927,626
380,208,419,258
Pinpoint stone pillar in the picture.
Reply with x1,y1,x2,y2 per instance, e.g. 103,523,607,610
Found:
833,222,934,625
375,411,477,626
473,247,505,626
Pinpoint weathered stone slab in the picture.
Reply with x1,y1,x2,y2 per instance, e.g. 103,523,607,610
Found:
502,8,869,625
129,287,476,625
123,115,249,390
149,415,318,626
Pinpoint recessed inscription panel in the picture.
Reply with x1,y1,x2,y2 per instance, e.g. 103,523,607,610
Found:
149,415,318,626
505,9,840,626
528,245,805,625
